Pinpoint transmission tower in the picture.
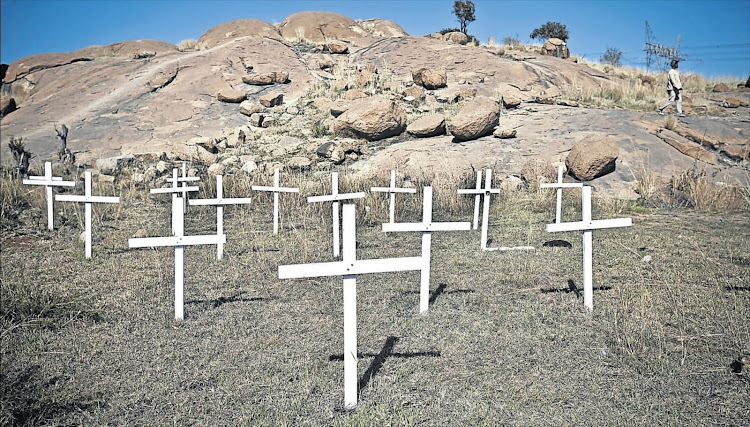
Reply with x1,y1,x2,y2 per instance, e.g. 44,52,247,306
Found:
644,21,686,73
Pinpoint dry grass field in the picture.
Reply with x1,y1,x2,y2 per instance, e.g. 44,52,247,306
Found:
1,168,749,425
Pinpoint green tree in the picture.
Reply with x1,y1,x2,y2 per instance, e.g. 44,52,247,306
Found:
452,0,476,35
530,21,569,42
600,47,623,67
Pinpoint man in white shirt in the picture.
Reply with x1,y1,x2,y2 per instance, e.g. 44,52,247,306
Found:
657,60,685,117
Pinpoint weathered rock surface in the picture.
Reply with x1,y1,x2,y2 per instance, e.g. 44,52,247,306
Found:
95,155,135,175
407,114,446,137
327,41,349,54
217,88,247,103
502,93,521,109
259,93,283,108
493,128,517,139
566,134,619,181
412,68,447,89
359,19,408,38
278,11,366,43
1,96,17,116
196,19,283,49
449,97,500,142
443,32,469,45
541,38,570,59
239,101,263,116
332,96,406,141
713,83,729,92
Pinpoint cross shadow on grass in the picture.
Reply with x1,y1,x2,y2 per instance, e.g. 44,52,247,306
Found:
186,291,266,309
328,336,441,392
540,279,612,298
401,283,475,307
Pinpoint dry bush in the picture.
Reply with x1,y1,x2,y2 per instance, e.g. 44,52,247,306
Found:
670,168,750,211
664,115,677,130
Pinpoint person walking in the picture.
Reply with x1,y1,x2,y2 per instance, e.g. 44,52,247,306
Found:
657,59,685,117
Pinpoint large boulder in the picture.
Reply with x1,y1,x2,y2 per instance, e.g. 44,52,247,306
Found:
565,134,619,181
332,96,407,141
196,19,283,49
443,31,469,45
541,38,570,59
712,83,729,92
95,155,135,175
1,96,17,116
502,93,521,109
278,11,366,43
412,68,447,89
449,97,501,142
216,88,247,103
407,114,446,137
327,41,349,54
359,19,408,37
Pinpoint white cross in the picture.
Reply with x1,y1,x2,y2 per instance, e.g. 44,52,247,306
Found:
279,204,422,410
151,168,200,234
546,186,632,312
128,197,226,320
188,175,252,260
307,172,365,257
382,186,471,313
458,169,534,251
370,170,417,224
22,161,75,230
55,171,120,259
165,163,201,212
539,165,583,224
251,168,299,235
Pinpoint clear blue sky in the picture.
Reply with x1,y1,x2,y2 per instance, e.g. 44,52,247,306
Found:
2,0,749,79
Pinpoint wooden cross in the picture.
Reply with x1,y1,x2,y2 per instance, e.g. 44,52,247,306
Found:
307,172,365,257
458,169,534,251
151,168,200,234
539,165,583,223
55,171,120,259
382,186,471,313
128,197,226,320
251,168,299,235
165,163,201,212
370,170,416,224
279,204,423,410
188,175,252,260
22,161,75,230
546,186,632,312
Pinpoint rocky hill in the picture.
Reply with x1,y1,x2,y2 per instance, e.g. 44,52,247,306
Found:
2,11,748,198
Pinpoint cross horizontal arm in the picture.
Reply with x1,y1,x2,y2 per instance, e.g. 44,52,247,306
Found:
540,183,584,188
457,188,500,195
150,186,200,194
22,179,75,187
546,218,633,233
166,176,201,183
128,234,226,248
307,192,366,203
56,195,120,203
251,185,299,193
370,187,417,194
279,256,423,279
188,197,252,206
382,222,471,232
27,176,63,181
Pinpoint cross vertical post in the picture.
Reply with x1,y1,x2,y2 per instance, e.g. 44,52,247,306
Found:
370,170,417,224
382,187,471,313
188,175,252,260
128,196,226,320
546,185,632,312
56,171,120,258
539,165,583,224
458,169,533,251
251,168,299,235
307,172,365,257
22,161,75,230
279,204,423,409
153,169,200,235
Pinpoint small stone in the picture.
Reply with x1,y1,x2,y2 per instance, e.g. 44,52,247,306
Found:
642,255,652,263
